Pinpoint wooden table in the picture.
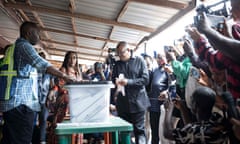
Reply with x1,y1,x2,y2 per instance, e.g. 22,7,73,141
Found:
55,116,133,144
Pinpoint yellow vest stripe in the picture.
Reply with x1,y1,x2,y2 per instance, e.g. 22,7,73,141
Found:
0,44,16,100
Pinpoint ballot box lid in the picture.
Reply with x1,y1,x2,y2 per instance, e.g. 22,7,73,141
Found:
65,80,112,85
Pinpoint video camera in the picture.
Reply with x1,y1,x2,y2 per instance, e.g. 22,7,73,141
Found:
106,48,116,69
194,0,230,31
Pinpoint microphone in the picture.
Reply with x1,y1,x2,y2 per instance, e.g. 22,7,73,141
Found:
221,91,239,119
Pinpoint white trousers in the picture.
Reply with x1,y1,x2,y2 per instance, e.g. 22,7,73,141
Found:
159,105,178,144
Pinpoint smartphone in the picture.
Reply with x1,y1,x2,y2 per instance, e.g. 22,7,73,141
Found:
206,14,225,29
190,67,200,79
170,90,176,100
164,46,170,52
193,15,201,26
168,86,176,100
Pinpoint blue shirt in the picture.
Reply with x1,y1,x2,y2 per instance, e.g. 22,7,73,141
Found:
0,38,51,112
148,67,168,112
38,73,52,104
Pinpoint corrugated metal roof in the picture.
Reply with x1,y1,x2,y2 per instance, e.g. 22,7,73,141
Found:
75,19,112,38
39,14,73,32
0,0,196,65
75,0,125,20
31,0,70,11
0,7,19,42
120,2,179,28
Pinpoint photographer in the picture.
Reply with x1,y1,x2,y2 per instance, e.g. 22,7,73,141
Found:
106,48,116,70
91,62,106,81
193,0,240,64
163,87,229,144
186,23,240,100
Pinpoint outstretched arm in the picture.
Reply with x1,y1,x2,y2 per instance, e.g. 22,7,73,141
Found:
196,12,240,64
163,100,175,140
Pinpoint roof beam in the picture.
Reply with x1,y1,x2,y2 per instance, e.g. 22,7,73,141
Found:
68,0,76,13
18,9,30,21
100,42,108,57
49,54,104,63
69,0,78,46
46,48,106,59
128,0,188,9
136,0,196,49
4,2,155,33
33,12,50,37
17,9,52,51
41,39,108,53
100,1,130,56
117,1,130,21
48,52,105,62
39,27,137,46
71,18,78,44
0,1,20,52
0,0,22,25
24,0,54,51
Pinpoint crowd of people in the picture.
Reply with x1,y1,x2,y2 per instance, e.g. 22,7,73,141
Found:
0,0,240,144
161,0,240,143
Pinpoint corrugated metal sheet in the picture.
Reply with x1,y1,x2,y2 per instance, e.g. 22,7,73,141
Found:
75,0,125,19
0,8,19,42
48,32,75,44
39,13,73,32
31,0,69,11
77,37,105,49
111,26,149,44
0,0,196,64
120,2,179,28
75,18,112,38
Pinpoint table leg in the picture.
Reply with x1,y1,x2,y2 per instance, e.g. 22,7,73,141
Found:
104,132,110,144
120,131,131,144
58,135,71,144
111,132,118,144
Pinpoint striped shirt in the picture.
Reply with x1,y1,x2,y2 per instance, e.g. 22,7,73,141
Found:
196,37,240,99
0,38,51,112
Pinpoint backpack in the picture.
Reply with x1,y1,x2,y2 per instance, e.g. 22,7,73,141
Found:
0,44,16,100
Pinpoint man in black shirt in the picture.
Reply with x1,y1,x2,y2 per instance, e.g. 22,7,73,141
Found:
112,41,150,144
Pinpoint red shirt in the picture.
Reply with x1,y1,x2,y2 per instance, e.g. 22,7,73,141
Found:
196,37,240,99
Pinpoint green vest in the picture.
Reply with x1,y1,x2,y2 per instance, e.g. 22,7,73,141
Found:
0,44,17,100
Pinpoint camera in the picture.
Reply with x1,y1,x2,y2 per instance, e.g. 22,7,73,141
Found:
193,0,230,29
193,14,202,27
194,13,225,30
108,48,116,53
164,46,174,53
164,46,170,52
106,48,116,69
